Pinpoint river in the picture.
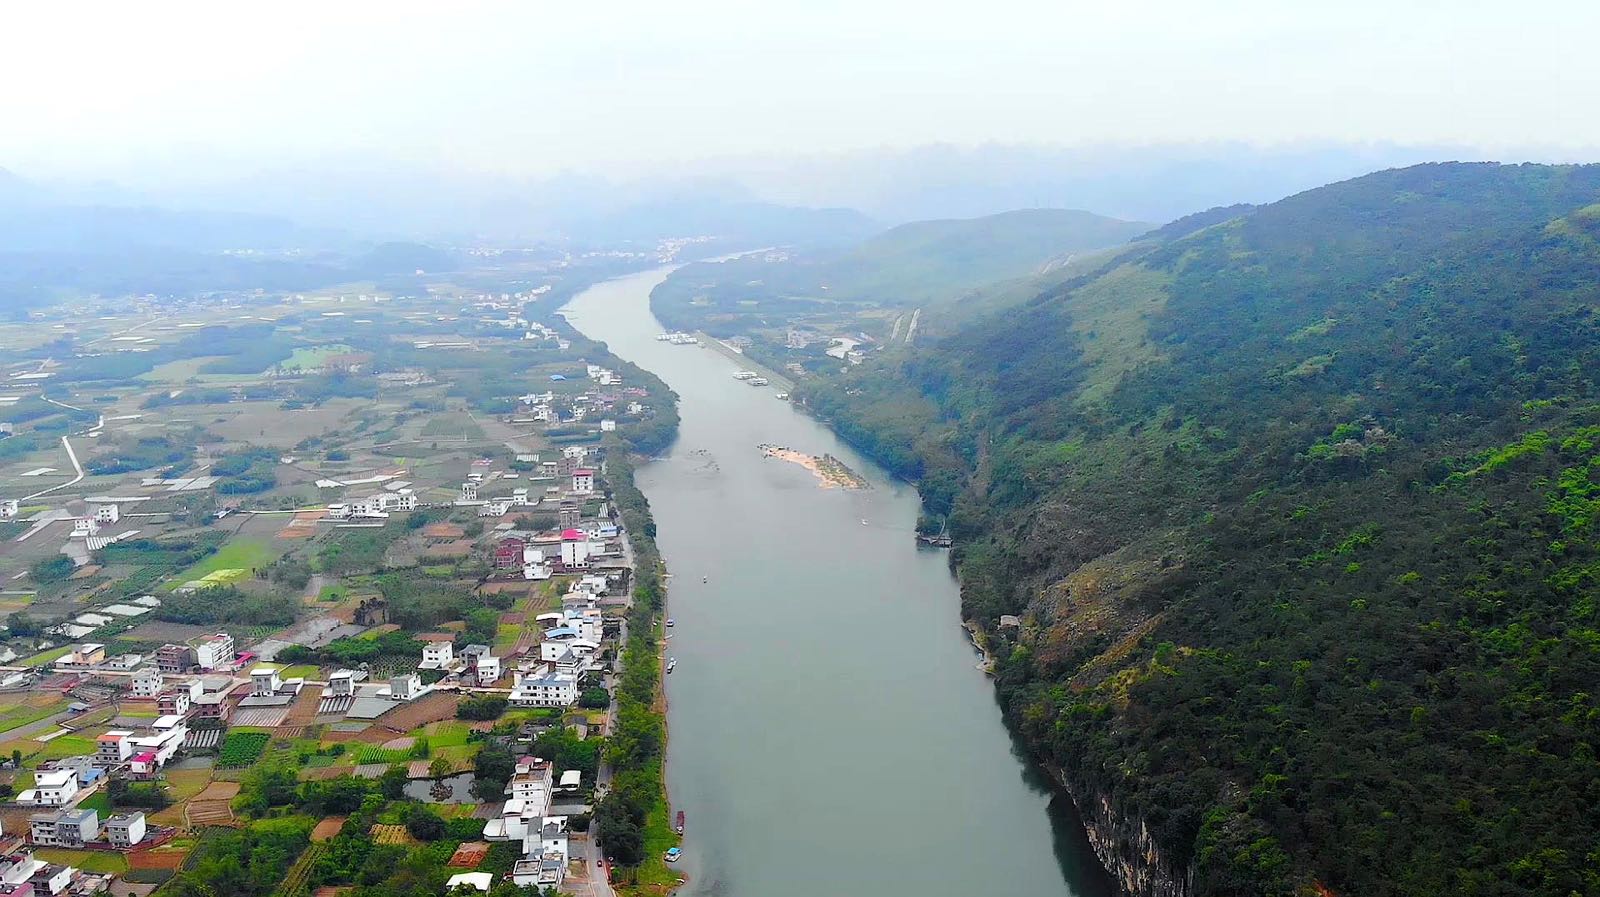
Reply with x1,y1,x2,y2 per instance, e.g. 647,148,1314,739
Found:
562,267,1114,897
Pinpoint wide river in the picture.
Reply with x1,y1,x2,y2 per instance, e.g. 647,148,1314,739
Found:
563,267,1113,897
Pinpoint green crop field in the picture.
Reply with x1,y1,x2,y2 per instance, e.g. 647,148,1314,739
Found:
218,731,272,767
166,538,276,590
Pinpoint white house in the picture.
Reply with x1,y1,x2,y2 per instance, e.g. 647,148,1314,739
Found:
193,633,234,671
390,673,423,701
328,669,362,697
105,812,146,847
131,668,163,698
570,469,594,494
71,518,99,537
509,670,577,707
97,731,134,763
250,668,282,697
0,500,18,520
475,654,501,686
30,808,98,846
20,770,78,806
558,530,590,569
420,641,453,670
92,503,120,524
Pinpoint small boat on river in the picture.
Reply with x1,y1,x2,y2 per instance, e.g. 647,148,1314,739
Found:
675,811,686,834
666,657,677,673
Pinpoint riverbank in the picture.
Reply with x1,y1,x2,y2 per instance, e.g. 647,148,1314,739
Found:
693,331,796,391
597,450,681,895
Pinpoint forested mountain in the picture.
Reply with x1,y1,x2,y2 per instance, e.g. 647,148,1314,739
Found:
650,207,1147,336
797,163,1600,896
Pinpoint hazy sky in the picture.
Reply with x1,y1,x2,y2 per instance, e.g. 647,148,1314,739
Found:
5,0,1598,184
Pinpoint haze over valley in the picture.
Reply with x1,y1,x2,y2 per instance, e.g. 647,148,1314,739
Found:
2,4,1600,897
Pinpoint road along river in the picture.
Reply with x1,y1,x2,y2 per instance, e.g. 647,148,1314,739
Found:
563,266,1114,897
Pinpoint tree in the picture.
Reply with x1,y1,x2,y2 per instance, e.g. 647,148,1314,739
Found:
6,614,40,637
28,555,74,583
429,757,451,778
405,805,445,841
456,695,507,721
379,765,408,800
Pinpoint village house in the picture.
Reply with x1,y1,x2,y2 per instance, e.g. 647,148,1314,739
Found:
389,673,423,701
29,809,97,847
418,636,454,670
156,689,190,717
105,812,146,847
461,645,501,686
570,469,594,494
508,670,577,707
192,633,235,671
494,537,525,569
155,644,195,674
250,668,282,697
130,668,162,697
17,770,77,807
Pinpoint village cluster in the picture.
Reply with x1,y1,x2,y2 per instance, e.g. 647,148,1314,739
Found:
0,266,678,897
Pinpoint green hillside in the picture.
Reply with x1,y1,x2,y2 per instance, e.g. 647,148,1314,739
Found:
797,163,1600,896
649,208,1149,337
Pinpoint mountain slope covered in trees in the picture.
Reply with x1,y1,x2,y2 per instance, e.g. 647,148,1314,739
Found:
797,163,1600,896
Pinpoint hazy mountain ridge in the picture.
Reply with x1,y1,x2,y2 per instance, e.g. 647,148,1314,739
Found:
797,162,1600,895
649,207,1149,336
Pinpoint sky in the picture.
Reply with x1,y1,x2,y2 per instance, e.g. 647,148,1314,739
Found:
4,0,1599,186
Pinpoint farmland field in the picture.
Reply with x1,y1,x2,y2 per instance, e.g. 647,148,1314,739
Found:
281,345,354,371
37,849,129,873
166,538,275,590
217,731,272,767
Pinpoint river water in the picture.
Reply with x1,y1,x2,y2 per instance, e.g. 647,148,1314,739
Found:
563,267,1113,897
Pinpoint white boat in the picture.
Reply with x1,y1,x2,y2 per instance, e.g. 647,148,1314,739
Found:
666,657,677,673
747,377,769,386
666,618,675,627
774,392,789,400
732,371,756,380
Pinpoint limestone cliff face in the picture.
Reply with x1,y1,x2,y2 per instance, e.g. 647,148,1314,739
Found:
1067,778,1193,897
1004,531,1197,897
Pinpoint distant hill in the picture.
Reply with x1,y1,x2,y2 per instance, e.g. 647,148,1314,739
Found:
799,163,1600,896
819,208,1152,303
649,207,1149,335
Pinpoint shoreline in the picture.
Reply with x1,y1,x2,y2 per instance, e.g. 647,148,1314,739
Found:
693,331,797,391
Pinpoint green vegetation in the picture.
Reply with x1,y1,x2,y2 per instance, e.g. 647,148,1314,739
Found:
793,163,1600,896
218,731,273,767
318,522,407,575
214,446,279,494
28,555,74,584
85,432,196,475
165,537,274,587
455,695,507,720
156,585,295,627
594,452,674,884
